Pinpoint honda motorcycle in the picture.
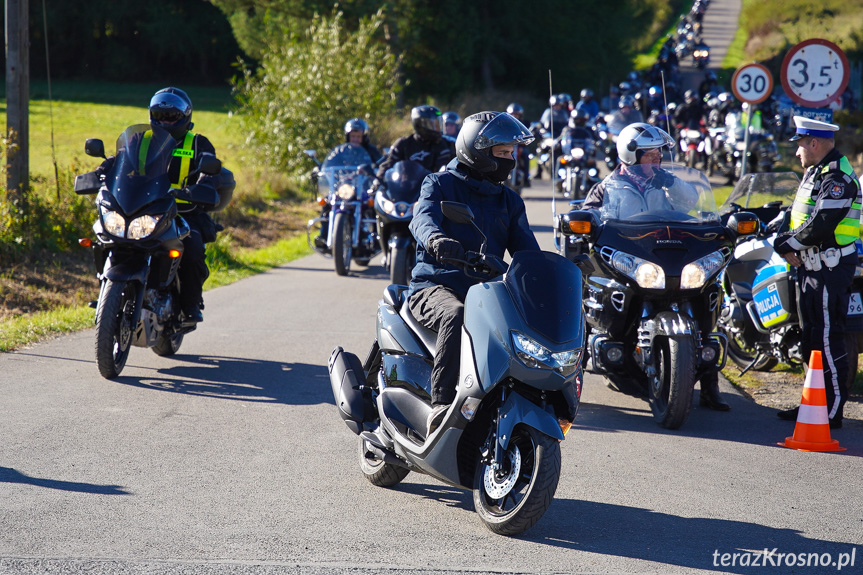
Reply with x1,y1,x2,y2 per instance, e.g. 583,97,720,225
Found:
718,172,863,374
74,124,222,379
328,202,585,536
305,144,380,276
374,160,428,286
560,165,758,428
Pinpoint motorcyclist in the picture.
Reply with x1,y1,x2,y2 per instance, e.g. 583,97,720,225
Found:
562,109,597,144
600,85,622,114
539,94,570,137
575,89,600,121
698,70,720,100
406,111,540,433
607,95,644,135
344,117,382,164
442,111,461,140
674,89,705,134
96,87,232,325
377,105,454,180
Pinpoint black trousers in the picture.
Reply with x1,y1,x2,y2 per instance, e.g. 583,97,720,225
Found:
408,285,464,406
178,212,214,312
797,257,855,421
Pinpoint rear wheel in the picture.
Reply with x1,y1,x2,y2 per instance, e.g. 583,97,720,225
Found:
473,425,561,536
333,212,352,276
153,330,184,357
358,437,409,487
95,280,137,379
649,336,695,429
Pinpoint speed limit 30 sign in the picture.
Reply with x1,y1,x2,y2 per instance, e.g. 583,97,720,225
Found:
732,63,774,104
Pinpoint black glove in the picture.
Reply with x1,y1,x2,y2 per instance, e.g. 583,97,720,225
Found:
430,236,465,262
653,170,675,189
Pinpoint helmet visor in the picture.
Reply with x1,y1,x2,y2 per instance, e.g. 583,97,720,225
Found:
474,112,535,150
415,115,443,135
150,107,186,124
149,92,191,123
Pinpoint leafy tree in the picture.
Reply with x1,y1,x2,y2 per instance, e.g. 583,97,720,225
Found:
233,9,400,174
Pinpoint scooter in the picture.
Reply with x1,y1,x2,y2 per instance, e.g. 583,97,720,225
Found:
328,201,585,536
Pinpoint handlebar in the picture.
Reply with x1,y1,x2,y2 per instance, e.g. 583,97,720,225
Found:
439,251,508,280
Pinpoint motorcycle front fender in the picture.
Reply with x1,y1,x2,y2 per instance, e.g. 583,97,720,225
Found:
102,251,150,285
646,310,698,339
497,391,564,450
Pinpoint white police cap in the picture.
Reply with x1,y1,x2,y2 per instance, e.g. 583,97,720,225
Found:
790,115,839,141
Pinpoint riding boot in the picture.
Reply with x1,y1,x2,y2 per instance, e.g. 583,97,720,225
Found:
699,370,731,411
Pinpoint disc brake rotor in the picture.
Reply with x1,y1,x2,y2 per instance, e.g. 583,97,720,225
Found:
483,447,522,499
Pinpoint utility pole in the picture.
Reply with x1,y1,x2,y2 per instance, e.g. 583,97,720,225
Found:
5,0,30,208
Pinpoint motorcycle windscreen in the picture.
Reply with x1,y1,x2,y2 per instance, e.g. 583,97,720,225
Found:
383,160,429,201
107,124,176,214
504,251,583,344
320,143,373,198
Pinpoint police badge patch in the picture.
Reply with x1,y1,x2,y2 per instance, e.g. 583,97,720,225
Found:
830,183,844,198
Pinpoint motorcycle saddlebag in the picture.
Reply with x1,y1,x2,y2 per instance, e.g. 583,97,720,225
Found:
328,347,375,434
751,264,795,329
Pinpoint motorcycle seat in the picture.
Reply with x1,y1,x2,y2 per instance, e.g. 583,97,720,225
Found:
383,284,409,311
398,301,438,356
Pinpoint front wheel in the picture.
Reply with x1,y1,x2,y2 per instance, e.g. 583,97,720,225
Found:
95,279,137,379
649,336,695,429
473,425,561,536
332,212,352,276
358,437,410,487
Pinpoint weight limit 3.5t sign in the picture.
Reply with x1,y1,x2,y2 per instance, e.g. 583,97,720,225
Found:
781,38,850,108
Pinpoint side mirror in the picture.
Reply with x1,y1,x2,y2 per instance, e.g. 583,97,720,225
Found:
303,149,317,159
726,211,759,241
85,138,106,159
177,183,219,209
441,201,475,224
197,153,222,175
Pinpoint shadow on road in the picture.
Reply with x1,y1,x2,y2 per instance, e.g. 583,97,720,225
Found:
113,355,333,406
0,466,130,495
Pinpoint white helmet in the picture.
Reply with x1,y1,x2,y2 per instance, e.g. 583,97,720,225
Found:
616,122,675,165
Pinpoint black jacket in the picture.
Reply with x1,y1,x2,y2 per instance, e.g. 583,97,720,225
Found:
377,134,454,180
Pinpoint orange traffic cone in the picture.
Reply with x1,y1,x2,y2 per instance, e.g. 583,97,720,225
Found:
780,350,845,452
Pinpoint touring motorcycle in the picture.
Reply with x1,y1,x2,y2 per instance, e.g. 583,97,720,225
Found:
305,144,379,276
718,172,863,374
559,164,758,428
74,124,223,379
374,160,428,286
328,202,585,535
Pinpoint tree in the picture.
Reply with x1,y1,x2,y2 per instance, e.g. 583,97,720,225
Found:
233,10,400,174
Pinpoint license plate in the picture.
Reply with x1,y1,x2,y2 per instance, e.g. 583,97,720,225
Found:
849,292,863,316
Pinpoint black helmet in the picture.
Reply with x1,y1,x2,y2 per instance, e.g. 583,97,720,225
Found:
580,88,594,100
456,111,534,173
411,105,443,142
344,117,369,144
506,102,524,117
149,87,193,140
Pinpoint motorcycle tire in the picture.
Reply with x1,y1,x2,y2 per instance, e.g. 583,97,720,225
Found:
686,149,697,169
389,243,413,287
95,279,136,379
358,437,409,488
153,329,184,357
724,335,778,372
473,424,561,536
332,212,352,276
648,336,695,429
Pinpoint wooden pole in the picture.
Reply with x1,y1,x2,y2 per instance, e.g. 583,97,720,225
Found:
5,0,30,209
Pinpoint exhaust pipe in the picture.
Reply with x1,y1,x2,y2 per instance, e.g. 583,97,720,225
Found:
328,347,375,434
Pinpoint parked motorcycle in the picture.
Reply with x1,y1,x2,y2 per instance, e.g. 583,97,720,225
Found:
718,172,863,374
561,165,758,428
374,160,428,286
328,201,585,535
305,144,380,276
74,124,222,379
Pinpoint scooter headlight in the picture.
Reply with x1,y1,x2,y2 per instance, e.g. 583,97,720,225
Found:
681,250,726,289
101,210,126,238
127,215,161,239
611,251,665,289
511,331,583,377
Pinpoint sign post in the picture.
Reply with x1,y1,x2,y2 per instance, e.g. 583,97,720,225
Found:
731,63,774,178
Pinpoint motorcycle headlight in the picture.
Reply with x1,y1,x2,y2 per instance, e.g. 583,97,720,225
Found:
572,148,585,160
681,250,726,289
127,215,161,240
511,331,583,377
101,210,126,237
611,251,665,289
337,183,356,200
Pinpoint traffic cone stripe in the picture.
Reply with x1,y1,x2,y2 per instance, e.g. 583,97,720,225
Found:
779,350,845,452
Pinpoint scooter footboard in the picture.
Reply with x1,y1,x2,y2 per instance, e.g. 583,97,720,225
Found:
328,347,375,434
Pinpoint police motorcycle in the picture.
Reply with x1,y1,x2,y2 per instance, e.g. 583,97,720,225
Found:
560,164,758,428
73,124,224,379
328,201,585,536
373,160,429,286
305,144,380,276
717,172,863,374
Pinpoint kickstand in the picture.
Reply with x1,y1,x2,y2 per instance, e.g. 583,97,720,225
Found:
739,353,764,376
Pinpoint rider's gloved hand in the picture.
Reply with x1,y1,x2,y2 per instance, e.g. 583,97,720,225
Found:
431,237,465,262
653,170,675,189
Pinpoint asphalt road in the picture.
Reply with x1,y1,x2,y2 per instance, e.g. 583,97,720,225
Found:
1,173,861,575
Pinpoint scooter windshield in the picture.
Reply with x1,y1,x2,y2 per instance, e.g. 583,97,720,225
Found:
105,124,174,215
599,163,718,223
319,143,373,197
505,251,583,344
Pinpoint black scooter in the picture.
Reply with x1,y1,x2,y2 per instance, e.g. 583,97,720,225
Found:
329,202,585,536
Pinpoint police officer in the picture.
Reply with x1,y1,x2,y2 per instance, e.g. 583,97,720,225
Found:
406,111,540,434
774,116,862,429
376,105,454,180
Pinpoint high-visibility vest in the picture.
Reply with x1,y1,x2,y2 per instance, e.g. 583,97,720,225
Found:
138,130,196,190
789,155,861,245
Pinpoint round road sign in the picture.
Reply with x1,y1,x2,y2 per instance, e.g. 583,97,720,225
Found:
781,38,850,107
731,63,774,104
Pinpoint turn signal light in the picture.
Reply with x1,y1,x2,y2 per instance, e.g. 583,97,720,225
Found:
559,418,573,438
317,197,327,206
168,249,182,259
78,238,92,248
737,220,758,235
569,220,591,234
